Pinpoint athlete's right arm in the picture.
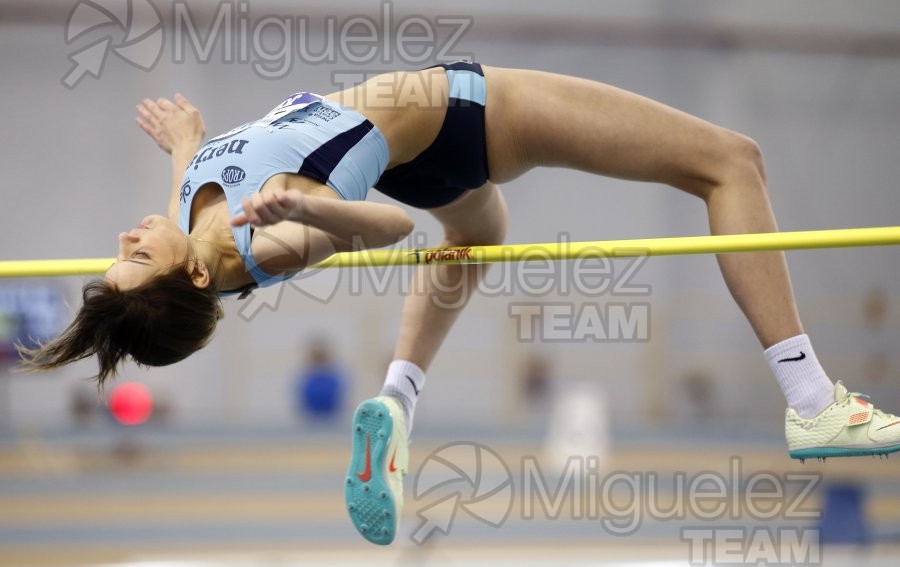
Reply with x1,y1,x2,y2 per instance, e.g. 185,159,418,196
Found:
232,185,415,250
135,94,205,220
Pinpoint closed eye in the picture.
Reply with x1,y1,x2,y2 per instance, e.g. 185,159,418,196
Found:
133,251,150,259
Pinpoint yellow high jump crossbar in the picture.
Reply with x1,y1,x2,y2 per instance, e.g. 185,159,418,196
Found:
1,226,899,278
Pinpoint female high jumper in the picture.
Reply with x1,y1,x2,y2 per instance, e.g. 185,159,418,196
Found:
19,62,900,544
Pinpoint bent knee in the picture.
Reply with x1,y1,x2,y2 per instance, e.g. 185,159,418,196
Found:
437,183,509,247
690,130,768,201
444,219,507,247
727,132,767,185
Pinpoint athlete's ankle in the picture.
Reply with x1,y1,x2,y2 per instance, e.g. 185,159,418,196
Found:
765,334,834,419
379,360,425,437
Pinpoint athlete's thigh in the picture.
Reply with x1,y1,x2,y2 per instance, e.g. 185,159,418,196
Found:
427,182,508,245
483,66,737,193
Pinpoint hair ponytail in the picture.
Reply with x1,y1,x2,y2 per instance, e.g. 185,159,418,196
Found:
18,268,223,391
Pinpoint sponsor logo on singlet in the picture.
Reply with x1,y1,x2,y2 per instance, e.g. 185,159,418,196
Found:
311,105,340,122
179,181,192,203
221,166,246,186
188,139,250,171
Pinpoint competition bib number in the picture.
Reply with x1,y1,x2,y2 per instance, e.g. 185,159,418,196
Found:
208,92,325,141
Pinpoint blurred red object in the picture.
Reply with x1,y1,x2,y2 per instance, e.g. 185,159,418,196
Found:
108,382,153,425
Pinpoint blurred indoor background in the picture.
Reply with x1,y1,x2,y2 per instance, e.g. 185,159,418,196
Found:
1,0,899,565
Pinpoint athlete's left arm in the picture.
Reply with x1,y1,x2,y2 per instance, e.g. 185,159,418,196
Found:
135,94,205,220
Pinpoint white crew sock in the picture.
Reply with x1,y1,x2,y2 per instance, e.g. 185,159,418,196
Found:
765,334,835,419
379,360,426,437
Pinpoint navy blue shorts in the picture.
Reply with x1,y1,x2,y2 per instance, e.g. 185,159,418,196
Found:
374,62,490,209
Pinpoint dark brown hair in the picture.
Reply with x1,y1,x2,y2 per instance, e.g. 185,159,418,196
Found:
17,266,223,391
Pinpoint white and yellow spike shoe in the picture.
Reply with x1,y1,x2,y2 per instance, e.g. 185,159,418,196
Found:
787,381,900,461
345,396,409,545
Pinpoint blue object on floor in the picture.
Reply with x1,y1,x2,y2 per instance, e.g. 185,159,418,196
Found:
818,482,870,545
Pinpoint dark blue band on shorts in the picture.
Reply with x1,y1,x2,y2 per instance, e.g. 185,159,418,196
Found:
374,62,490,209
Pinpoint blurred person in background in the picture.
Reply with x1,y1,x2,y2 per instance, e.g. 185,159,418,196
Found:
295,337,345,421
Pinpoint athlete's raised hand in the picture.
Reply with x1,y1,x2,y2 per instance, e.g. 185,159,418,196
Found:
232,185,305,228
136,93,205,155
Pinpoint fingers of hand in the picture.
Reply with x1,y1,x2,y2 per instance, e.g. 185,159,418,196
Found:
135,116,155,136
243,192,290,226
272,187,291,206
273,187,302,217
157,97,177,111
238,196,259,225
141,98,166,120
175,93,198,114
136,102,160,129
231,212,248,227
240,195,271,227
259,191,289,224
144,98,186,126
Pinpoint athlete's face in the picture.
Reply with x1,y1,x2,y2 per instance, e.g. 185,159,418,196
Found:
105,215,191,290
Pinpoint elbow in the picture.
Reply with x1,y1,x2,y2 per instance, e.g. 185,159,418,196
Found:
375,212,414,248
384,214,414,246
397,214,414,241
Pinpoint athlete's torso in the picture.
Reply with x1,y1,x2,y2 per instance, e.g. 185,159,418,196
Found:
177,67,454,295
178,92,390,292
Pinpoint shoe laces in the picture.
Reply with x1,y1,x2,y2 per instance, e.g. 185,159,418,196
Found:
840,389,894,420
